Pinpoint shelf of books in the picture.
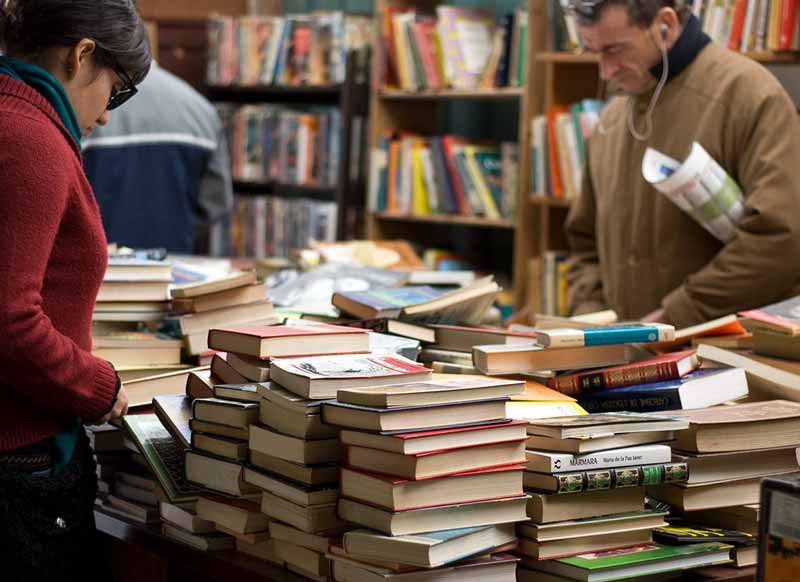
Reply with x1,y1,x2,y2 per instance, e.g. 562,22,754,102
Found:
205,11,372,256
367,0,531,306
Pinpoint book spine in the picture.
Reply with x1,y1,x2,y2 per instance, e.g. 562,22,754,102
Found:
541,445,671,473
552,462,689,494
551,360,681,395
576,387,682,413
540,324,675,348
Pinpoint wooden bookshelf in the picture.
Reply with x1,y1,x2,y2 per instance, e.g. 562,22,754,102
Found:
373,212,516,229
207,53,369,239
366,0,528,305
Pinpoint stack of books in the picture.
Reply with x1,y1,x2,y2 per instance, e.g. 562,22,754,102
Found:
647,400,800,569
418,324,537,373
380,6,528,90
321,376,530,581
368,134,518,220
549,349,749,414
91,423,166,526
95,256,172,320
332,276,500,327
205,323,427,575
517,413,739,579
91,331,183,378
207,12,372,87
166,270,277,356
475,324,749,413
183,388,266,553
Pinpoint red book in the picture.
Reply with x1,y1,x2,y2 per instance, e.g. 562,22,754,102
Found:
207,324,369,359
412,19,443,90
546,105,569,199
728,0,749,50
740,308,800,336
340,464,525,511
780,0,799,49
440,135,471,214
549,349,699,395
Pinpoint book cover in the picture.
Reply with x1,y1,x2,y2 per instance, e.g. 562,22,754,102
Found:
577,367,749,414
211,323,367,340
668,399,800,425
554,542,732,570
550,349,698,394
335,286,446,314
537,323,676,348
271,354,429,381
337,377,524,407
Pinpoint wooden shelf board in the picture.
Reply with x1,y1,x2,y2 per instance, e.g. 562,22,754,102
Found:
233,180,337,201
529,194,574,208
537,50,800,65
206,83,343,104
372,212,516,229
379,87,524,100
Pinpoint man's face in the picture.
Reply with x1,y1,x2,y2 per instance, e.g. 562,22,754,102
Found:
578,5,664,95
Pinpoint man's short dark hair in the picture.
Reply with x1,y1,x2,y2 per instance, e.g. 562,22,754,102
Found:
569,0,691,27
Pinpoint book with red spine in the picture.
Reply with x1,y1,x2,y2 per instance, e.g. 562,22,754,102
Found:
412,18,443,90
549,349,699,395
780,0,799,49
440,135,471,214
728,0,750,50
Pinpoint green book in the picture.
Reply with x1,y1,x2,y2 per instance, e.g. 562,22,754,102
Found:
121,414,202,504
532,542,732,581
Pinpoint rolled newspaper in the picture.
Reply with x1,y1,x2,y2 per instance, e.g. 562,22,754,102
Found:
642,142,745,243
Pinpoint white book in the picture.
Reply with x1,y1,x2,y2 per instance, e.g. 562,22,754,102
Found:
525,444,673,474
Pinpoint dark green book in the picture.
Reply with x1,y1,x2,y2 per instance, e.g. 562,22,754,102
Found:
531,542,733,581
121,414,202,504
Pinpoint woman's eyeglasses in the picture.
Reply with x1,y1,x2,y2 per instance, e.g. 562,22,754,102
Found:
107,63,137,111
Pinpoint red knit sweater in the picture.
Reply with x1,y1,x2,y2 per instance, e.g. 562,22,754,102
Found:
0,74,118,451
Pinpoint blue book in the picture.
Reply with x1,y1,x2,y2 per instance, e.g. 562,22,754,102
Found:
577,368,748,413
332,286,446,319
537,324,676,348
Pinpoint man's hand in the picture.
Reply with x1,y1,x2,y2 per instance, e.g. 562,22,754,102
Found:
95,385,129,425
641,307,666,323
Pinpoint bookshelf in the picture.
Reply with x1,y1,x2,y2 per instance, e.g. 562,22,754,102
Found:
207,52,370,241
366,0,529,305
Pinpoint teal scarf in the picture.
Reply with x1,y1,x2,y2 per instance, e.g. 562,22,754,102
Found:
0,55,84,474
0,55,82,144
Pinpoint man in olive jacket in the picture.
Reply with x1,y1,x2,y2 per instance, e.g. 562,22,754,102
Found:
564,0,800,328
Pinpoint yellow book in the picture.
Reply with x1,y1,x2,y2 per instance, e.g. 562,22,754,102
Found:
557,260,569,317
767,0,783,51
411,143,430,215
464,146,501,219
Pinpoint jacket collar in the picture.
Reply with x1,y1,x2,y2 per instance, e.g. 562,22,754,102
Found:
649,15,711,83
0,73,82,157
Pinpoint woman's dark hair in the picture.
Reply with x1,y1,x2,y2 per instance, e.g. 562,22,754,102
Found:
0,0,151,84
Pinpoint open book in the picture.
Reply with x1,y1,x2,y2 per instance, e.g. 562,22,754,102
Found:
642,142,745,243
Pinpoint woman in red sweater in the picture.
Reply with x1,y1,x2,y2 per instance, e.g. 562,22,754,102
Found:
0,1,150,578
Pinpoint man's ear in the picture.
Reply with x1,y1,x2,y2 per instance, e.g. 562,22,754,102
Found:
65,38,97,81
